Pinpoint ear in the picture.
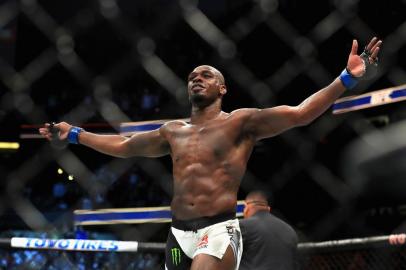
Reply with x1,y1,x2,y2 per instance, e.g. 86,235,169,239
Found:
220,85,227,95
243,203,249,218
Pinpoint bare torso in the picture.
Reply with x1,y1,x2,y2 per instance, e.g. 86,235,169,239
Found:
161,110,255,220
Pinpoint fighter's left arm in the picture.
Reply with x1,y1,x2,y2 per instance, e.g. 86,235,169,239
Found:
244,37,382,140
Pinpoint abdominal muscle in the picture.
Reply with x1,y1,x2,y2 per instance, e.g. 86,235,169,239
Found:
170,162,241,220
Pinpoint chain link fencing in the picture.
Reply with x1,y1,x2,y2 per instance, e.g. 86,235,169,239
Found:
303,249,406,270
1,0,406,268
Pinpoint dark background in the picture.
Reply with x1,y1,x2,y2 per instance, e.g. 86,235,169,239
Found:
0,0,405,244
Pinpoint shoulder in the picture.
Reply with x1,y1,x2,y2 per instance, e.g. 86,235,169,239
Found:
230,108,259,117
239,216,261,231
160,119,187,133
163,119,188,127
242,213,274,230
228,108,260,123
239,218,264,244
267,214,298,239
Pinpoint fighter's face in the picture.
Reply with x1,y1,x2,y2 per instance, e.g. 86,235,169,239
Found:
187,66,226,106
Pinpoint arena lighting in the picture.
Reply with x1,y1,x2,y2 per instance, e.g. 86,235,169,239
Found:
0,142,20,150
57,168,63,174
68,175,74,181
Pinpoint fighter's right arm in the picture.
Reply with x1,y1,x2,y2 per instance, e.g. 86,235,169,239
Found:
39,122,170,158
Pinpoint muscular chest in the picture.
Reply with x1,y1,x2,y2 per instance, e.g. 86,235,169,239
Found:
168,121,240,162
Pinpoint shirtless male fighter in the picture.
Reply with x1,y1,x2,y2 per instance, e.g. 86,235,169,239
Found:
40,37,381,270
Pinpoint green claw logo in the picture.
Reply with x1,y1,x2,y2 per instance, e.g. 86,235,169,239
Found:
171,248,181,266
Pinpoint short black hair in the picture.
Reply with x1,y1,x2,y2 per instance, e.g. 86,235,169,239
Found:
245,190,269,206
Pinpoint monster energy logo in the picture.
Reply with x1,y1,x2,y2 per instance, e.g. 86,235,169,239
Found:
171,248,181,266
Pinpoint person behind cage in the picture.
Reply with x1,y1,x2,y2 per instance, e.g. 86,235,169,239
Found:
239,190,299,270
40,37,381,270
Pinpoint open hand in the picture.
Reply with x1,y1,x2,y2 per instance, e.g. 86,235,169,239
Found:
347,37,382,77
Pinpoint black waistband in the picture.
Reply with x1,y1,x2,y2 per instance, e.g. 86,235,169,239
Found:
171,212,236,231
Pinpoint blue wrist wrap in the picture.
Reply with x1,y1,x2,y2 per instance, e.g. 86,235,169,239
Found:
340,68,358,90
68,126,83,144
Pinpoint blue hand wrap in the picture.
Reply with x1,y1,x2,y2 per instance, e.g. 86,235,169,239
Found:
67,126,83,144
340,68,358,90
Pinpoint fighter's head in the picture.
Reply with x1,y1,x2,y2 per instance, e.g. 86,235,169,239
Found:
243,190,271,218
187,65,226,107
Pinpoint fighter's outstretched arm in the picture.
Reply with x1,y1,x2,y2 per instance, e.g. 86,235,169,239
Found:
244,37,382,140
39,122,170,158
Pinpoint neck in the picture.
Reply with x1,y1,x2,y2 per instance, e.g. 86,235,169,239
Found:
190,99,222,125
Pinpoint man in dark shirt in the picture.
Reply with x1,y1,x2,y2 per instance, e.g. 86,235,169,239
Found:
239,191,299,270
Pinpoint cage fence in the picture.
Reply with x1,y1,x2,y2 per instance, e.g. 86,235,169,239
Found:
0,0,405,269
2,233,406,269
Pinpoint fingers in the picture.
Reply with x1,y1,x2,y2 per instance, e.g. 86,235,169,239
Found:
350,39,358,55
365,37,378,52
370,39,382,53
40,123,51,133
371,46,380,60
39,122,60,140
39,129,50,137
367,37,382,63
39,125,53,140
365,37,382,54
39,127,48,135
43,122,55,131
370,40,382,59
45,122,63,131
